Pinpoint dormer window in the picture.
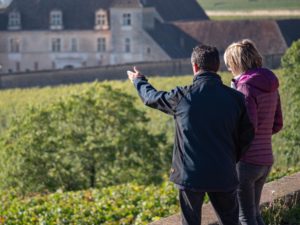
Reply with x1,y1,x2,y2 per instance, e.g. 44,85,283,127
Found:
95,9,109,30
50,10,63,30
8,11,21,30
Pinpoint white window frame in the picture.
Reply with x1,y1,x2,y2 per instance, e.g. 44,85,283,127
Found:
8,11,21,30
97,37,106,53
50,10,63,30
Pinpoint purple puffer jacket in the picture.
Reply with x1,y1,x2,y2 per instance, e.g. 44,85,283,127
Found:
234,68,283,165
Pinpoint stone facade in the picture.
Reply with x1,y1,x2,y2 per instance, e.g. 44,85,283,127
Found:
1,1,298,77
108,7,169,65
0,0,207,74
0,5,170,73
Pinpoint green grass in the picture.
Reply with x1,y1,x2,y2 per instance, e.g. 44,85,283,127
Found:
198,0,300,11
262,198,300,224
210,15,300,21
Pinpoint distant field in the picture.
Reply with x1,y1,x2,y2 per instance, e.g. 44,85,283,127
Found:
198,0,300,11
210,15,300,20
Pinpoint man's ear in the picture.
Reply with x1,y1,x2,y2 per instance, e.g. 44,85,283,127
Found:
192,63,200,75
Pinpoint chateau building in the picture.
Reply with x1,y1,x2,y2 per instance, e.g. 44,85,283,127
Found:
0,0,299,74
0,0,207,73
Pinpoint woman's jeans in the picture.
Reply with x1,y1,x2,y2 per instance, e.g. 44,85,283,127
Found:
237,162,272,225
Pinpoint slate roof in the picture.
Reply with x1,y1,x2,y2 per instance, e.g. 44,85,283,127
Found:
146,20,199,58
277,19,300,46
174,20,288,55
0,0,114,30
0,0,208,30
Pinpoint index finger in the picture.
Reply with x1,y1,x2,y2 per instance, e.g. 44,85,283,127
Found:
133,66,140,74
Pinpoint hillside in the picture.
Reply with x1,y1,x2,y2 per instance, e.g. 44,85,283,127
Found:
0,71,294,174
0,71,298,225
198,0,300,11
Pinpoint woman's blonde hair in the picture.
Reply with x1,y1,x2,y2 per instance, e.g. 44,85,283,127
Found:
224,39,263,75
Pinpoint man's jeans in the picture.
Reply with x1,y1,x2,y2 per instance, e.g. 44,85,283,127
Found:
237,162,272,225
179,189,239,225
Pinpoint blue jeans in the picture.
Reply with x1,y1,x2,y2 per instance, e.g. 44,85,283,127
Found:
179,189,239,225
237,162,271,225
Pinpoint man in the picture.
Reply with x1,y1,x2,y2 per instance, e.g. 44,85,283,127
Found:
127,45,254,225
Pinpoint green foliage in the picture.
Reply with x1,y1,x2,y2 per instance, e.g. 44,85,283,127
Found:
0,83,167,194
282,40,300,71
0,71,298,223
0,182,179,225
0,71,297,192
197,0,300,11
280,40,300,168
262,197,300,225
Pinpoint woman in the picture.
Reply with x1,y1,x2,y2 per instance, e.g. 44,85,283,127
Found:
224,39,283,225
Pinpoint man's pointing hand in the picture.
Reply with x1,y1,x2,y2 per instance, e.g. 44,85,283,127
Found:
127,66,145,83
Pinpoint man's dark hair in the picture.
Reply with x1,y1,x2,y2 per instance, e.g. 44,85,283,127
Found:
191,45,220,72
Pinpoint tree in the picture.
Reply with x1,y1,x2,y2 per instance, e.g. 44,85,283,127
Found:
281,39,300,167
0,83,167,194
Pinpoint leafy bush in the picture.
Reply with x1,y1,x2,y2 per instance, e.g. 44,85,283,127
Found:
0,182,179,225
262,197,300,225
0,83,167,194
280,39,300,168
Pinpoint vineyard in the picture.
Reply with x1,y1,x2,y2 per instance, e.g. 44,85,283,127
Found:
0,40,300,224
198,0,300,11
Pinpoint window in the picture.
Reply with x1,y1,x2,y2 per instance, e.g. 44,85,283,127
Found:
71,38,78,52
97,38,106,52
52,38,61,52
16,62,20,72
125,38,131,53
52,62,56,69
147,47,151,54
95,10,108,29
8,11,21,30
10,38,20,53
122,13,131,26
34,62,39,71
97,14,106,25
50,10,63,29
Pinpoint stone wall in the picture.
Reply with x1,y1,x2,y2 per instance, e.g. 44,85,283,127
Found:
0,59,192,89
0,54,282,89
149,172,300,225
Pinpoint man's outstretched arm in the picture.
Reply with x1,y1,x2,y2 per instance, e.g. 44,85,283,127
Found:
127,67,185,115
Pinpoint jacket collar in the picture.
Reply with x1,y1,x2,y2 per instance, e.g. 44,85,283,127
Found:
193,71,222,83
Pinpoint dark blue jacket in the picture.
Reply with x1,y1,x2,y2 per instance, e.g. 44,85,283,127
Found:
133,72,254,191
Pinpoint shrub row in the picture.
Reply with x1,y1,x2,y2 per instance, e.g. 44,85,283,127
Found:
0,182,178,225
